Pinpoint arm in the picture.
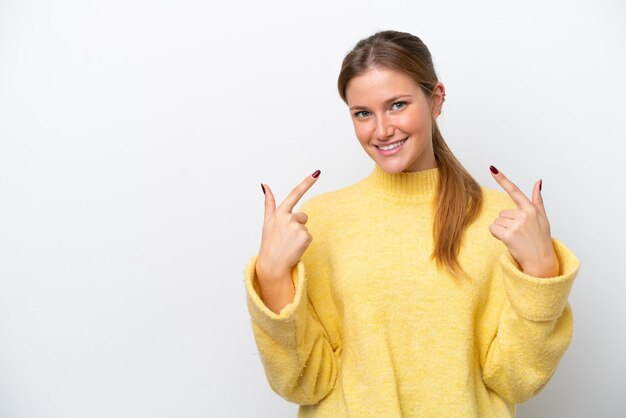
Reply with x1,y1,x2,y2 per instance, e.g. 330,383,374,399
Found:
255,266,296,315
481,238,580,404
244,198,339,405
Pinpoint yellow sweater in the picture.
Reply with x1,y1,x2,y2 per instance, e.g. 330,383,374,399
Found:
244,164,580,417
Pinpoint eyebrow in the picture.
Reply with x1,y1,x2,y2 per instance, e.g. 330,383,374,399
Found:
349,94,413,111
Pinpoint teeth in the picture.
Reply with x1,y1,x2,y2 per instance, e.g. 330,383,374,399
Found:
378,139,407,151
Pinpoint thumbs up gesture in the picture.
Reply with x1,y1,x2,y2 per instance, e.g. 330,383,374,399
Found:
488,166,560,279
256,170,321,287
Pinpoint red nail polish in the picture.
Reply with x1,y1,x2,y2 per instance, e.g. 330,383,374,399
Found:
312,169,321,178
261,183,265,195
539,179,542,191
489,165,499,174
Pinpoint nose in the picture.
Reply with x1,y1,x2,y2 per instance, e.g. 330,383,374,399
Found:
375,114,394,140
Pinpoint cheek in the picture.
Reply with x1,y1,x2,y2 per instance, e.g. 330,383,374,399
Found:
400,109,430,134
353,122,371,144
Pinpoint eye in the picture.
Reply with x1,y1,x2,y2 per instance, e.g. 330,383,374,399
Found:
391,101,406,110
354,110,371,118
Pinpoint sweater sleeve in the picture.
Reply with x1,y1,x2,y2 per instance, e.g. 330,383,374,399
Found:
481,238,580,404
243,206,339,405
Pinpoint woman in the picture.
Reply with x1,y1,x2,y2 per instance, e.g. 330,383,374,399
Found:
244,30,580,417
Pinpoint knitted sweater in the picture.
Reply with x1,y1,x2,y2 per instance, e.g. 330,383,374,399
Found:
243,164,580,417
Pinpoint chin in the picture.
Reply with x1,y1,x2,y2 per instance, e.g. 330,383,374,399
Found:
373,158,409,174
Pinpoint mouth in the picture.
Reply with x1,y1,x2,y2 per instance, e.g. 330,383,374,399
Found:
375,137,408,154
375,138,408,149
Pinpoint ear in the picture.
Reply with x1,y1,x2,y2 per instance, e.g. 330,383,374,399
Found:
432,82,446,118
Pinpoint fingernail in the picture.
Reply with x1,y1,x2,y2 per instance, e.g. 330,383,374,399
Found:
489,165,499,174
261,183,265,195
312,169,321,178
539,179,542,191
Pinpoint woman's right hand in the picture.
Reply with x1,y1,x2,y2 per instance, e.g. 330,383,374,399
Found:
256,170,321,286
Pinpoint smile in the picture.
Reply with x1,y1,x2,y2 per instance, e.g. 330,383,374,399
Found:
375,138,408,155
376,138,408,150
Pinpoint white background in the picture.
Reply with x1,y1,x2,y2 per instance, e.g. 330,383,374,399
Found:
1,0,624,417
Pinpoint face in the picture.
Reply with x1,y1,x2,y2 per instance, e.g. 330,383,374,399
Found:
345,66,445,173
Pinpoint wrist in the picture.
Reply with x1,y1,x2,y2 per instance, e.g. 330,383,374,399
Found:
255,256,291,283
256,266,291,286
522,257,560,278
257,271,296,314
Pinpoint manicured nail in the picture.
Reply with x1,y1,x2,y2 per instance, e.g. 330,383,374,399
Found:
312,169,321,178
539,179,542,191
261,183,265,195
489,165,499,174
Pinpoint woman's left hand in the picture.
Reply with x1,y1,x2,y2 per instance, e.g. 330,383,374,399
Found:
489,166,560,278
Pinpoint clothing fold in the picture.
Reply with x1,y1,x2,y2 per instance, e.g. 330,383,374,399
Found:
481,238,580,404
244,251,339,405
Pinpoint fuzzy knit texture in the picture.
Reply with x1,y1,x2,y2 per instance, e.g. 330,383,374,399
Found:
243,164,580,418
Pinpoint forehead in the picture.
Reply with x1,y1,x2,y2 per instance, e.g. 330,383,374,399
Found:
345,67,423,105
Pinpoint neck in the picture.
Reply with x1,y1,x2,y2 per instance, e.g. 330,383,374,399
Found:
359,163,439,203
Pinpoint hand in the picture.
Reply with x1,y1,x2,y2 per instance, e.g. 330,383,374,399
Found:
489,166,559,278
256,170,320,282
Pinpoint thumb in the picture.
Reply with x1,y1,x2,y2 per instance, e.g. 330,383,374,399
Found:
261,183,276,223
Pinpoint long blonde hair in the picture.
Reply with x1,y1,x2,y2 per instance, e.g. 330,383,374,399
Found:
337,30,483,279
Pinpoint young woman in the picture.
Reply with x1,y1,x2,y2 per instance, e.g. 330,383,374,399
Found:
244,30,580,417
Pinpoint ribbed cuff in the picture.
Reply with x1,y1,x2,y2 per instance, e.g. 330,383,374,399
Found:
244,254,308,347
498,239,580,321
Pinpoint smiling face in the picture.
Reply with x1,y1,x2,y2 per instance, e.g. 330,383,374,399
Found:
345,66,445,173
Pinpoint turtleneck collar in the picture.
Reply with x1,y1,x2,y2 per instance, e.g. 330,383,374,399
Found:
359,163,439,203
